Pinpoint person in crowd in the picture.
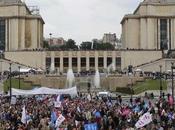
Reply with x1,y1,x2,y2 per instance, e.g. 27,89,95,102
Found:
0,93,175,130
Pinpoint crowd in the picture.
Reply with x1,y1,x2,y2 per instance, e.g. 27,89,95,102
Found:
0,93,175,130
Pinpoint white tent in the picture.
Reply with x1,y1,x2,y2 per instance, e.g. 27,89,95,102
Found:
10,86,77,96
19,68,33,73
135,68,142,72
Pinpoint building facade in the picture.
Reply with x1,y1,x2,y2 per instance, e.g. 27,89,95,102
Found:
102,33,117,45
46,37,65,46
5,50,163,73
121,0,175,50
0,0,44,51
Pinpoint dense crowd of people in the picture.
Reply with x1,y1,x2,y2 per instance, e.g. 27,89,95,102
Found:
0,93,175,130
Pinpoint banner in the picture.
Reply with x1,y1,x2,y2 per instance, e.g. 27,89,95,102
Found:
21,106,26,124
135,112,152,129
55,114,65,128
10,86,77,96
54,101,62,108
84,123,98,130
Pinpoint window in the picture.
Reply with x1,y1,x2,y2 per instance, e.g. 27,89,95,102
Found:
0,20,5,50
54,58,60,67
98,57,103,67
81,57,86,67
116,57,121,66
107,57,112,66
90,57,95,67
72,58,77,67
160,19,168,50
63,58,69,67
46,57,51,69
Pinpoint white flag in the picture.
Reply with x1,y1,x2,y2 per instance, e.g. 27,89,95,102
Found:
54,101,62,108
135,112,152,129
11,96,17,105
56,95,60,102
55,114,65,128
21,106,26,124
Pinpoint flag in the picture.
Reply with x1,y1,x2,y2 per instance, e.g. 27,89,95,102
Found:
51,111,57,124
55,114,65,128
168,96,174,106
56,95,60,102
135,112,152,129
84,123,98,130
54,101,62,108
21,106,26,124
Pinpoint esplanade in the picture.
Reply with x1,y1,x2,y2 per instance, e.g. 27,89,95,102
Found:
2,0,175,73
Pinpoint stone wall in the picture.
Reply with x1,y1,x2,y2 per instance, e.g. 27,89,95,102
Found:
22,75,145,92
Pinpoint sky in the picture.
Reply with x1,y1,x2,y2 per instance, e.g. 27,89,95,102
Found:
25,0,141,44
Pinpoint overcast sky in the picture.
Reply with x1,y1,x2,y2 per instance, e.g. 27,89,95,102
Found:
25,0,141,44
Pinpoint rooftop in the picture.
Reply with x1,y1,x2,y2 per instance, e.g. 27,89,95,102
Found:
143,0,175,3
0,0,22,5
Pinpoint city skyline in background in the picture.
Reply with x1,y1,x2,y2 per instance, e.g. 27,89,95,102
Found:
25,0,141,44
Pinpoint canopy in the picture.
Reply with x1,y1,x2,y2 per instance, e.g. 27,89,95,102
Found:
135,68,142,72
10,87,77,96
19,68,33,73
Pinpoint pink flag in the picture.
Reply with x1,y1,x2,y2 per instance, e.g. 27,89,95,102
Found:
169,96,174,106
122,109,131,116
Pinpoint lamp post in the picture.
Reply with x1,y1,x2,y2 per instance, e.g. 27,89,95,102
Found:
129,76,133,104
9,62,12,102
49,33,52,45
18,66,21,89
171,62,175,105
159,65,162,97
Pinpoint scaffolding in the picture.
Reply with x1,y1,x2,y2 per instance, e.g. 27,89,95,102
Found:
28,6,40,15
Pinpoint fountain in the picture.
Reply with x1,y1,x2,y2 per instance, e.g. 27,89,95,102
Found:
107,62,115,75
66,69,75,88
94,70,100,88
50,62,55,74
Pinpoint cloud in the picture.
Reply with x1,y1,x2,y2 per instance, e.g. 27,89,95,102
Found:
25,0,141,44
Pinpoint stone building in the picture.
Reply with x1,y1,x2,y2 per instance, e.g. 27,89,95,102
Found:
0,0,44,51
3,0,171,73
102,33,117,45
121,0,175,50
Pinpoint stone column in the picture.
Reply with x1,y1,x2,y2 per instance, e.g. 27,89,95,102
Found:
68,52,72,69
112,51,116,71
86,51,90,71
95,51,98,70
103,51,107,69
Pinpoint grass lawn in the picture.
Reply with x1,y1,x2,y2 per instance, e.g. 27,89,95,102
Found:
3,78,33,92
133,79,167,94
116,79,167,95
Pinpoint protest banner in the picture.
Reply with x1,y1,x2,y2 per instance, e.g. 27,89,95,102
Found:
84,123,98,130
135,112,152,129
54,101,62,108
55,114,65,128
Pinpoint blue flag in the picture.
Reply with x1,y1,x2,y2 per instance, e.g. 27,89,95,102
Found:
51,111,57,124
84,123,98,130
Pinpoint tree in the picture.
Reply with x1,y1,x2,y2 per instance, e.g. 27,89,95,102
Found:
93,42,115,50
80,42,92,50
43,40,49,49
65,39,78,50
